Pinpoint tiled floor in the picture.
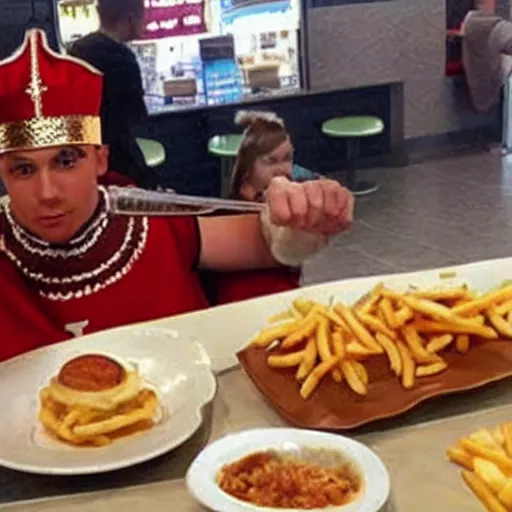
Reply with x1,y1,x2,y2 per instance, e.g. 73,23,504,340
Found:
303,150,512,284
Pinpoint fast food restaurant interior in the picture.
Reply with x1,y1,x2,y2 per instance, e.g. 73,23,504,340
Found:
5,0,512,511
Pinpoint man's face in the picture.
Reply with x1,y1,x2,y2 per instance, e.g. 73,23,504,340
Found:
0,145,108,244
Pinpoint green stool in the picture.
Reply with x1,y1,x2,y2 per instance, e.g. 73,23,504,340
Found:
321,116,384,196
208,134,243,198
136,138,166,168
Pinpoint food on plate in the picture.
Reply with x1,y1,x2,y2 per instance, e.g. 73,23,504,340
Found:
38,354,159,447
216,449,361,508
447,422,512,511
249,283,512,399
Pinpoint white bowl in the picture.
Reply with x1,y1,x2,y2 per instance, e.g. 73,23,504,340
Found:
186,427,390,512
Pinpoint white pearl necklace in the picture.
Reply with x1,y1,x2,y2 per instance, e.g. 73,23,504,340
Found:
0,188,149,301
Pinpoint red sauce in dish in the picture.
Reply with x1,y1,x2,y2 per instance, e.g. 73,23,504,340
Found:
216,451,361,509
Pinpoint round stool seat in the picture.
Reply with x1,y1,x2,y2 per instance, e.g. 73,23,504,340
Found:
321,116,384,197
322,116,384,138
136,138,166,168
208,134,243,157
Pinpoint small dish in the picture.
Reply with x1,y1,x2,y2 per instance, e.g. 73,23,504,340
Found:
186,427,390,512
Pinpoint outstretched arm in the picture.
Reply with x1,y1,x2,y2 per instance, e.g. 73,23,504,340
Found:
198,178,353,271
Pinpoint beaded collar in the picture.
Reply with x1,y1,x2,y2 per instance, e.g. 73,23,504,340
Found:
0,187,148,301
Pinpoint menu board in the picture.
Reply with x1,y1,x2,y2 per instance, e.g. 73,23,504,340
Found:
142,0,207,39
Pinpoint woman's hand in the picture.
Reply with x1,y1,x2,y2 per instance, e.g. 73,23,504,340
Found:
265,177,354,236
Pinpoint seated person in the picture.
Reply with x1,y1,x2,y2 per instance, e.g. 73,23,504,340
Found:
202,111,323,306
68,0,158,189
231,110,321,201
462,8,512,116
0,30,354,362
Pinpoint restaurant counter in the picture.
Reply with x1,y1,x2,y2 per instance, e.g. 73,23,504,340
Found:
138,81,406,196
6,257,508,512
3,368,512,511
147,87,306,117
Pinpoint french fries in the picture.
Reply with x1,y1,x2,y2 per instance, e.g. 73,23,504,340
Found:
453,285,512,317
456,334,470,354
426,334,454,354
334,303,383,354
267,350,306,368
314,318,342,381
401,324,437,364
300,357,339,399
409,285,470,301
448,423,512,511
252,320,301,348
296,337,317,380
251,281,512,400
396,340,415,389
341,360,367,396
447,446,474,470
504,424,512,458
488,308,512,338
462,470,508,512
415,360,447,377
375,333,402,376
39,388,157,446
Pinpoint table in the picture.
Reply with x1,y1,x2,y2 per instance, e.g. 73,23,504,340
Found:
4,366,512,511
4,257,512,511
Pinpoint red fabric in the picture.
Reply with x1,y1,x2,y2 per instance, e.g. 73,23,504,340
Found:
98,170,137,187
445,61,464,76
0,216,208,362
0,29,102,124
202,268,301,306
0,257,69,361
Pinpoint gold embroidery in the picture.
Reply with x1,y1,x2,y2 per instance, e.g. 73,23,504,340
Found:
0,115,101,154
25,31,48,118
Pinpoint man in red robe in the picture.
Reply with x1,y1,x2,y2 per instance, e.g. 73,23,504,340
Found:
0,29,354,362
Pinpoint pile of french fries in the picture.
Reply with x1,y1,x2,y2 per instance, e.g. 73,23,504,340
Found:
250,283,512,399
447,424,512,511
39,388,158,447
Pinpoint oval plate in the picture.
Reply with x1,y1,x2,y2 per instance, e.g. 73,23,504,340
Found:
186,428,390,512
0,327,216,475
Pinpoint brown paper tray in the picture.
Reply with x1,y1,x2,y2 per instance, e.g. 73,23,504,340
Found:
237,340,512,430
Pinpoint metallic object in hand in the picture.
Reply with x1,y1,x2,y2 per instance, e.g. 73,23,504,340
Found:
107,186,265,217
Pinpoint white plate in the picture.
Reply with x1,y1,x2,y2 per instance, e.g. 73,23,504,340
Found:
186,428,390,512
0,327,216,475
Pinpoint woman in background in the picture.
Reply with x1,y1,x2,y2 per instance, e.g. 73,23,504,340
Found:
231,110,321,201
203,111,321,306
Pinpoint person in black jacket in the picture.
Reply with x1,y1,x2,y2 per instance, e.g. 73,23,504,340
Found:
68,0,158,188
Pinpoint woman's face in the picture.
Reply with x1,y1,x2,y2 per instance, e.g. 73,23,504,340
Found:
241,137,293,201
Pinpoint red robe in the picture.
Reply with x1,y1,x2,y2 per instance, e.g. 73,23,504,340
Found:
96,175,301,305
0,196,208,362
201,268,300,306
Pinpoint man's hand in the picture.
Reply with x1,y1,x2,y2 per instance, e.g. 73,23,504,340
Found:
265,177,354,236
